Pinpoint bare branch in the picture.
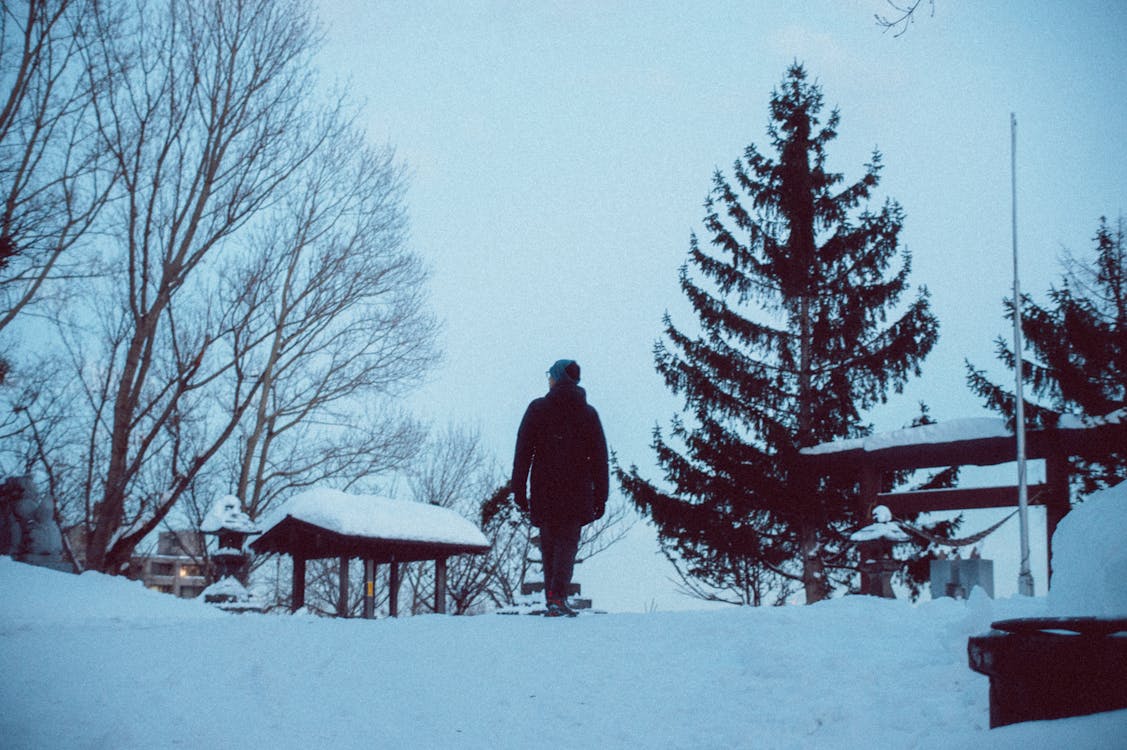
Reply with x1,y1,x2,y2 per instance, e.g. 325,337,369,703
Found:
0,0,117,333
874,0,934,37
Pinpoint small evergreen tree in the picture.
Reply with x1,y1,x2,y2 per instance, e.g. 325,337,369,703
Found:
618,64,939,605
967,215,1127,495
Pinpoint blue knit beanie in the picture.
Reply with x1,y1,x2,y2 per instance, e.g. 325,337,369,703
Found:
548,359,580,384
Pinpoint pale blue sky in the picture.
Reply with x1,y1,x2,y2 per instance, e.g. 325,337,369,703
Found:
314,1,1127,608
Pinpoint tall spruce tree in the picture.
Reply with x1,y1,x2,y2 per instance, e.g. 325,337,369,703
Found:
618,64,938,605
967,215,1127,495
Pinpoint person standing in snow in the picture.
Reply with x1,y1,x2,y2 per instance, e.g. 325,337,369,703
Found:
512,359,609,617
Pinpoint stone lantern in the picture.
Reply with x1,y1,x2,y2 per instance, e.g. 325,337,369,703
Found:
199,495,262,611
850,504,910,598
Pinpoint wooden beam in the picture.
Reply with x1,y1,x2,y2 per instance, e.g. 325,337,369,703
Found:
250,516,490,563
521,581,581,597
876,484,1051,515
860,463,880,518
292,556,306,613
434,557,447,615
803,422,1127,475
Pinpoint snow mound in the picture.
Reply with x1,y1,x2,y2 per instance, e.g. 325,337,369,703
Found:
0,556,224,623
203,574,256,601
2,555,1125,746
1048,480,1127,617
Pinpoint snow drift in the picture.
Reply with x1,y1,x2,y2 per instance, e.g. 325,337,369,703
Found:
2,481,1125,748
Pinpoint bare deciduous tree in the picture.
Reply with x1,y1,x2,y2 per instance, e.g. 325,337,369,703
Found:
477,481,536,609
1,0,115,341
63,0,331,572
217,124,437,524
0,356,87,568
403,424,508,614
13,0,441,576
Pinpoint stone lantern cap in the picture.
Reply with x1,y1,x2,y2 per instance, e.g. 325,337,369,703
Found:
200,495,261,536
849,504,911,543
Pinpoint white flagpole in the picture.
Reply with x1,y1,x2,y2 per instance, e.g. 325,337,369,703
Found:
1011,112,1035,596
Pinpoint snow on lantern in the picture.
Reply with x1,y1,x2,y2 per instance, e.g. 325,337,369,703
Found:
199,495,262,611
850,504,910,598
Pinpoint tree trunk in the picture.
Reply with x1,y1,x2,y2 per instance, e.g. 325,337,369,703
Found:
86,311,160,572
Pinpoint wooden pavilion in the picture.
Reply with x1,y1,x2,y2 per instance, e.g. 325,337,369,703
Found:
799,414,1127,584
250,489,490,617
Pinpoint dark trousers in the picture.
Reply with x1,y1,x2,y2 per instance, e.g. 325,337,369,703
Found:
538,523,582,601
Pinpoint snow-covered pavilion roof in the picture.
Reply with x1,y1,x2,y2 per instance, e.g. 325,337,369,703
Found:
251,489,490,563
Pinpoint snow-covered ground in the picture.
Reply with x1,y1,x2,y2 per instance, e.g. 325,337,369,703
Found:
3,484,1126,749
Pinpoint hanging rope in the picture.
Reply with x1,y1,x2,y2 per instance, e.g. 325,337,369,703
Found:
896,509,1019,548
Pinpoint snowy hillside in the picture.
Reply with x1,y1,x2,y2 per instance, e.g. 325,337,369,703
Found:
1,563,1122,748
3,483,1127,749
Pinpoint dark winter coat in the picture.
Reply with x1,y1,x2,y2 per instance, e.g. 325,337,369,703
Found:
511,380,609,528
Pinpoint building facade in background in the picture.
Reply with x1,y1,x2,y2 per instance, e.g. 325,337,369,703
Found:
129,531,207,599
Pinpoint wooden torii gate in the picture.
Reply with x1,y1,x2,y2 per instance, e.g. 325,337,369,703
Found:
799,416,1126,584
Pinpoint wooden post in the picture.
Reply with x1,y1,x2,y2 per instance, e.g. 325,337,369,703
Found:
1045,452,1071,587
363,558,375,619
860,463,881,518
434,557,447,614
338,555,350,617
291,556,306,613
388,558,399,618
